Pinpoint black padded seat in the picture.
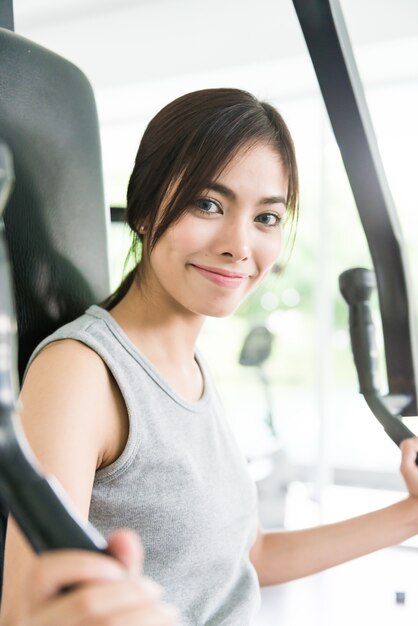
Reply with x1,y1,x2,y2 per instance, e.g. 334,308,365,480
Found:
0,25,110,593
0,26,110,382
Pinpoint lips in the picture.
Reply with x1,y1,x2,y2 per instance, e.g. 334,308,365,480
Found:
191,264,249,279
190,264,250,289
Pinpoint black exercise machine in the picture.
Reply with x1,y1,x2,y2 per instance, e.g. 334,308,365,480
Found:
0,14,111,591
292,0,418,449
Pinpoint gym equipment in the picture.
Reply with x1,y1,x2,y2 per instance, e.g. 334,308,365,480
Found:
340,268,416,449
0,141,106,557
0,21,111,590
292,0,418,450
239,326,276,436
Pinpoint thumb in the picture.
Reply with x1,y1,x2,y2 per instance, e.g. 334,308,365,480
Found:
107,528,144,577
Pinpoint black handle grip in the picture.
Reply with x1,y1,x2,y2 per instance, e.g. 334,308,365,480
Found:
339,268,380,395
339,268,417,459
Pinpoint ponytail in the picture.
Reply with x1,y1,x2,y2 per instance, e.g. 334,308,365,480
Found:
101,266,137,310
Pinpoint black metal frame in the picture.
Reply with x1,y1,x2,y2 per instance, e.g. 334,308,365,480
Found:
292,0,418,426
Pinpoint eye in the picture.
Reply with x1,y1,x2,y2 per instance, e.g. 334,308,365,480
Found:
193,198,222,215
255,213,282,227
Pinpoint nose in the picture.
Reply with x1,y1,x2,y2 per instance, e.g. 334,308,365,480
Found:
215,218,251,261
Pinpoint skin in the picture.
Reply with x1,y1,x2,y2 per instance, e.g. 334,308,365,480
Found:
2,142,418,622
9,528,178,626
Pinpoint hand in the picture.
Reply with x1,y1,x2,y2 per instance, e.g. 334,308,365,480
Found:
400,436,418,498
18,529,178,626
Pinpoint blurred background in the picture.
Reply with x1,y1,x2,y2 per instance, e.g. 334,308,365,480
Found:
12,1,418,623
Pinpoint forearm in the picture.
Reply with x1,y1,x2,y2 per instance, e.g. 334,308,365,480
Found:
254,496,418,586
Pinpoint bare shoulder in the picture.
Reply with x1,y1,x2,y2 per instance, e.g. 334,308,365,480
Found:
24,338,108,385
20,339,128,507
22,339,113,427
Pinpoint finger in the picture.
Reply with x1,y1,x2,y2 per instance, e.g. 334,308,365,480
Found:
26,550,126,608
32,579,164,626
107,528,144,576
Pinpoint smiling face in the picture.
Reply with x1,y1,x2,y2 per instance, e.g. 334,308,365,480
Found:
143,142,288,318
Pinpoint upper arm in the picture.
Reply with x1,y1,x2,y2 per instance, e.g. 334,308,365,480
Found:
1,339,119,622
19,340,110,510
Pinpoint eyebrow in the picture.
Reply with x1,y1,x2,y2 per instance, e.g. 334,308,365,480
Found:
206,182,286,206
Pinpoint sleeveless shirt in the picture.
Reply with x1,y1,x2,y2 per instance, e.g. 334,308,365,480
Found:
28,305,261,625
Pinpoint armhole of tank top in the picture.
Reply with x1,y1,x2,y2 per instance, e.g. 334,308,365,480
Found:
72,331,141,484
27,330,141,485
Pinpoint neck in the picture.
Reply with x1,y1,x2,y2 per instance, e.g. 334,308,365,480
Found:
109,272,205,367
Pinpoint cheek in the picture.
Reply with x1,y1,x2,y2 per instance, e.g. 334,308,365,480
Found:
166,217,210,255
257,231,282,272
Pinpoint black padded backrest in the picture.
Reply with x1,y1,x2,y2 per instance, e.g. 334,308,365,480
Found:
0,27,110,381
0,26,110,593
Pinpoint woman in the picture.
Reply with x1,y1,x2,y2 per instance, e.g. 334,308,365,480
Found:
2,88,418,625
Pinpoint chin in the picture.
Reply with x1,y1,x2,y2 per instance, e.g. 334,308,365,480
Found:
195,302,240,318
207,310,233,319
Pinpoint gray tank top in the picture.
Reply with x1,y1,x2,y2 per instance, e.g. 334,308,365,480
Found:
28,305,261,625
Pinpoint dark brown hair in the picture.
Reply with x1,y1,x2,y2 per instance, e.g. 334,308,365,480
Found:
104,88,299,309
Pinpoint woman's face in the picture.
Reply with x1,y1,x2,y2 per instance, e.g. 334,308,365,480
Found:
147,142,288,318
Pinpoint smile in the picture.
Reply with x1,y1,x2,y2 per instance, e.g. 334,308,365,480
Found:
190,264,249,289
